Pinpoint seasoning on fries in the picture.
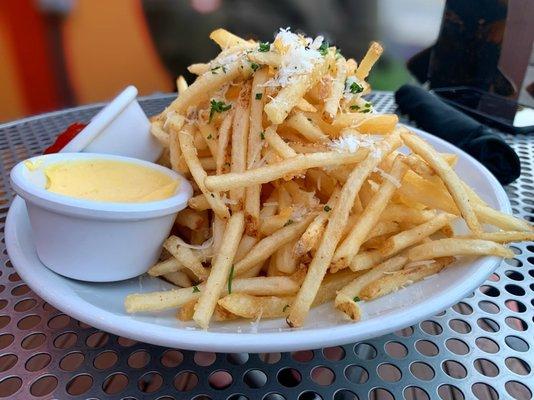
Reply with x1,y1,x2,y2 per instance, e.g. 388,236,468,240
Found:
124,27,533,329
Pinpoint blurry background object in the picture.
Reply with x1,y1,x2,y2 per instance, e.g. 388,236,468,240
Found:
0,0,532,122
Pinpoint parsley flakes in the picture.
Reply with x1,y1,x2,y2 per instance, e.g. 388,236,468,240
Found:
283,219,294,227
209,99,231,123
255,93,263,100
349,82,364,94
259,42,270,52
323,205,331,212
193,286,200,293
250,62,260,71
318,41,330,56
283,304,290,313
227,265,235,294
353,296,361,302
260,131,265,140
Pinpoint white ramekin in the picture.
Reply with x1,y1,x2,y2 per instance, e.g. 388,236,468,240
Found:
10,153,192,282
61,86,163,162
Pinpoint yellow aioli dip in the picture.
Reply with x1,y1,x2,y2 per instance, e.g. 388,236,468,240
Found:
44,160,178,202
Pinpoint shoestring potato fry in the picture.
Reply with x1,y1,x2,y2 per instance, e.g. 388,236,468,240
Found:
126,28,533,328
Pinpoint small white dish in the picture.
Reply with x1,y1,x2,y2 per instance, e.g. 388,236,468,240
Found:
61,86,163,162
5,127,512,352
10,153,192,282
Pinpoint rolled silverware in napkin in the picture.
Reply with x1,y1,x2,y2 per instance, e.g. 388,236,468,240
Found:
395,84,520,185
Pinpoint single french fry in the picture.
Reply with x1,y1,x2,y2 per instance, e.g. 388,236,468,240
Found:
323,58,347,122
197,123,218,158
462,231,534,243
275,238,299,274
265,126,297,159
333,156,408,268
177,300,237,322
259,208,293,236
359,257,455,300
335,255,407,320
247,51,282,67
176,75,188,94
355,114,398,134
205,150,368,192
355,41,383,80
150,120,170,147
474,204,533,232
212,216,226,255
397,170,459,214
379,204,436,225
188,194,211,211
188,63,210,75
148,257,183,277
164,271,193,288
401,132,481,234
288,133,401,327
164,236,209,280
193,212,245,328
219,294,293,319
294,189,340,258
209,28,254,49
295,98,317,113
230,82,252,205
245,68,269,235
216,109,235,174
175,208,208,230
179,125,230,220
285,112,329,142
365,221,400,241
408,238,514,261
349,249,383,271
265,58,330,124
167,61,244,114
235,214,317,276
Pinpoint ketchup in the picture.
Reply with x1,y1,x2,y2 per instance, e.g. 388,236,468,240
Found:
44,122,87,154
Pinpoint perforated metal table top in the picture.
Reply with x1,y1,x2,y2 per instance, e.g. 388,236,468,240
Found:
0,92,532,400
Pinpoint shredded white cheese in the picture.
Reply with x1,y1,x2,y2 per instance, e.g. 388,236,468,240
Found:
264,27,324,88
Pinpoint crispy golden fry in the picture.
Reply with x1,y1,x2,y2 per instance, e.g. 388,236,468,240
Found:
175,208,208,230
212,216,226,255
285,112,329,142
235,214,317,276
205,150,367,192
265,126,297,159
265,58,330,124
379,204,436,225
355,41,383,80
295,98,317,112
323,58,347,122
245,68,269,235
188,194,211,211
474,204,533,232
187,63,209,75
148,257,183,277
336,255,407,320
230,83,252,205
408,238,514,261
365,221,400,241
288,133,401,327
193,212,245,328
209,28,254,49
462,231,534,243
163,236,209,280
259,207,293,236
197,123,218,158
176,75,188,94
216,109,234,174
164,271,193,287
179,125,230,220
150,120,170,146
177,300,237,322
359,257,455,300
333,114,398,134
333,156,407,268
401,132,481,234
247,51,282,67
219,294,293,319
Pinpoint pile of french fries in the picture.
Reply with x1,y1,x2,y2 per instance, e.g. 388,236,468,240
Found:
125,28,533,329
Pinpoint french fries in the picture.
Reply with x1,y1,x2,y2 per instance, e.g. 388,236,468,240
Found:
128,27,530,330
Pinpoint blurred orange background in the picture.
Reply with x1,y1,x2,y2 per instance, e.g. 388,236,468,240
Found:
0,0,173,122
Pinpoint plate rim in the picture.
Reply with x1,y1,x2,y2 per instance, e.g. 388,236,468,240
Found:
5,126,512,352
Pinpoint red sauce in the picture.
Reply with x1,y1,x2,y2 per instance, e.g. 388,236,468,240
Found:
44,122,87,154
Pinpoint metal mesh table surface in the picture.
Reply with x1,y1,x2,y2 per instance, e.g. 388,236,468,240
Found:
0,92,532,400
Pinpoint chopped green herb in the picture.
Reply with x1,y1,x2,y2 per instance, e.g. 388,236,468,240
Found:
250,62,260,71
193,286,200,293
207,134,213,139
307,117,312,122
210,193,215,198
318,41,330,56
228,265,235,294
259,42,270,52
350,105,360,110
335,48,343,59
260,131,265,140
349,82,364,94
283,219,294,227
323,205,331,212
255,93,263,100
209,99,232,122
210,66,221,74
283,304,290,312
361,109,371,113
353,296,361,302
364,102,372,108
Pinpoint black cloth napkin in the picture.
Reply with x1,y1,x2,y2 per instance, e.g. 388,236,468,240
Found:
395,84,520,185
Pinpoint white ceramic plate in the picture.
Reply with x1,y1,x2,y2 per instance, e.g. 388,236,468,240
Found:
5,127,511,352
